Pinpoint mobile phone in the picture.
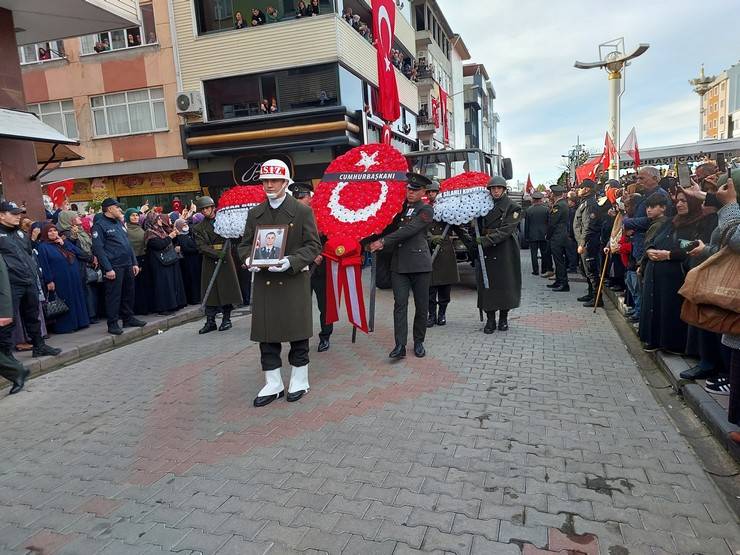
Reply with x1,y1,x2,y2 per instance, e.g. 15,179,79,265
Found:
717,153,726,173
728,165,733,182
677,163,691,188
679,239,699,252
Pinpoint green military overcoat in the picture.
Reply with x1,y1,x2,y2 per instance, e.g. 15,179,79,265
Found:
192,217,243,307
237,195,321,343
476,194,522,311
427,220,459,286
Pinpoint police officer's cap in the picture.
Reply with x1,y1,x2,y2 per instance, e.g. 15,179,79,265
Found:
406,172,432,190
101,197,120,210
426,179,440,192
531,191,545,199
0,201,24,215
487,175,508,189
194,196,215,210
550,185,566,193
288,182,314,195
578,179,596,190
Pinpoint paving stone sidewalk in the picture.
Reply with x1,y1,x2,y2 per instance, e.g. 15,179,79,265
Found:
0,258,737,555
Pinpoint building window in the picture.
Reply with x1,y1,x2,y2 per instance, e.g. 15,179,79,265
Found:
80,1,157,54
204,63,338,120
27,100,78,139
18,41,65,64
194,0,335,34
91,87,167,137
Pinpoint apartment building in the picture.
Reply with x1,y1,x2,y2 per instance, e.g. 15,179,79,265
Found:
21,0,198,210
173,0,419,199
463,63,499,156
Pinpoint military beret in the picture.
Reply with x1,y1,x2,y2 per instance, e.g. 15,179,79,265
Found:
406,172,432,190
426,179,440,192
487,175,508,188
550,185,566,193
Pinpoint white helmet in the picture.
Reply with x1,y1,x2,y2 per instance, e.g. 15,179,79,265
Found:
259,159,293,185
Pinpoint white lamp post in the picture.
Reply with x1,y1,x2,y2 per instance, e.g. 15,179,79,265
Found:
575,39,649,179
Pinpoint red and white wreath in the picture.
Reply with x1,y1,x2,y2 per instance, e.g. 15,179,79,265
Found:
214,185,267,239
434,171,494,225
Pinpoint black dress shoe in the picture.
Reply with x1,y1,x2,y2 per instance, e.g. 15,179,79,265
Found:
583,298,604,307
436,313,446,326
198,321,217,334
414,342,425,358
427,314,435,327
497,320,508,331
680,365,716,380
317,338,330,352
531,271,539,276
218,320,232,331
123,317,146,328
483,316,496,334
286,389,307,402
253,390,284,407
8,369,30,395
577,294,594,302
546,282,562,289
552,284,570,292
108,326,124,336
32,344,62,357
389,345,406,359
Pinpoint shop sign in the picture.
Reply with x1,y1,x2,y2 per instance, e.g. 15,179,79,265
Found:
233,154,293,185
46,171,201,201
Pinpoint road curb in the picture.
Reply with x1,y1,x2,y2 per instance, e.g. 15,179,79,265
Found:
604,287,740,463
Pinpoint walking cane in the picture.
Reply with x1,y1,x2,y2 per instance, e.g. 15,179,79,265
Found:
472,219,490,289
430,224,451,264
201,238,231,311
593,250,611,314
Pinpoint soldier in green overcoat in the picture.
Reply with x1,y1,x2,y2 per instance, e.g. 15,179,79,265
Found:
237,160,321,407
192,196,243,334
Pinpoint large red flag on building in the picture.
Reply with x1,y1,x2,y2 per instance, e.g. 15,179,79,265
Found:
621,127,640,168
439,86,449,144
525,174,535,195
371,0,400,123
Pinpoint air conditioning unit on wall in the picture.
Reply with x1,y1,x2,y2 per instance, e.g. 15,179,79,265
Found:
176,91,203,115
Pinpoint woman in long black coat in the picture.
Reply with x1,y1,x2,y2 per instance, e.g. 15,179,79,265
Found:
125,209,150,315
639,190,717,353
474,178,522,334
143,213,186,315
173,218,202,305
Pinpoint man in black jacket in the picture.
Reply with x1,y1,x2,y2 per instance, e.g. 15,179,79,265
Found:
92,198,146,335
0,255,30,394
524,191,551,275
546,185,571,291
0,201,61,359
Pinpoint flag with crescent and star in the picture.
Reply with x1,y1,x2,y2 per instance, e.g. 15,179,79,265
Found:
372,0,400,123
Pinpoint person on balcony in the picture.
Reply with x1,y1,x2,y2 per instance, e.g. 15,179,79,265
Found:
308,0,320,16
251,8,266,25
296,1,308,18
234,10,246,29
266,6,279,23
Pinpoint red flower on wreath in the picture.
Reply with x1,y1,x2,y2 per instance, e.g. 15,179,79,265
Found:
313,143,408,247
439,171,491,192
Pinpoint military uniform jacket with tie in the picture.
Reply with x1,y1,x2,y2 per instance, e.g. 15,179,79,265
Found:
546,198,570,241
237,194,321,343
427,220,460,286
381,200,434,274
476,194,522,311
192,217,243,308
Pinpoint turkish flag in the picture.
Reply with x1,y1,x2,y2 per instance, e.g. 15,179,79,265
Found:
576,157,601,183
621,127,640,168
47,179,74,208
525,174,534,195
372,0,400,122
605,132,617,171
439,85,449,144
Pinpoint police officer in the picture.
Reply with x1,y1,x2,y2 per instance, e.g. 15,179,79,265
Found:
426,179,461,327
92,198,147,335
546,185,570,291
290,182,332,352
0,201,61,359
192,196,242,334
0,256,29,393
524,191,551,275
368,173,434,359
574,179,603,306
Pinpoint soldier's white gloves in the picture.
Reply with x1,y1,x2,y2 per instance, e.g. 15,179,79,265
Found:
245,258,260,273
268,257,291,272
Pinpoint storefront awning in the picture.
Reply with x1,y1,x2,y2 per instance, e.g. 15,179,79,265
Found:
34,142,83,164
0,108,79,145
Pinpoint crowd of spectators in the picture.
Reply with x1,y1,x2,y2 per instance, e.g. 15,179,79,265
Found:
235,1,320,28
541,162,740,435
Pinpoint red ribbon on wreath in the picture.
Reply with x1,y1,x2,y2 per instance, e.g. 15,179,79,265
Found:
313,143,409,332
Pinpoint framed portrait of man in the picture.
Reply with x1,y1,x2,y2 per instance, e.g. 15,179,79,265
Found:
251,224,289,267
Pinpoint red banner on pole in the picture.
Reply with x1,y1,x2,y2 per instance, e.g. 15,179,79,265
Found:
371,0,400,123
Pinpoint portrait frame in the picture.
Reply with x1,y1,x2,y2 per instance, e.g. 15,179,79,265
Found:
251,224,289,267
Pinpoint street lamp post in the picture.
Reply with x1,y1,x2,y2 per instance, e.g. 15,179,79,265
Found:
689,64,715,141
575,39,649,179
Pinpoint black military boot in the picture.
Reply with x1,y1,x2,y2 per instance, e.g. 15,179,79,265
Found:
577,284,594,303
219,309,232,331
436,305,447,326
497,310,509,331
32,342,61,358
199,316,217,334
483,311,496,334
427,307,436,327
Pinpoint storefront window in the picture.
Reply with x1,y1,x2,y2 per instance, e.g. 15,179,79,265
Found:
204,63,339,120
195,0,335,34
338,67,364,114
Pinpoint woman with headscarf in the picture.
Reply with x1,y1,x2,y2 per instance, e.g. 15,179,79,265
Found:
173,218,201,305
55,209,98,322
36,223,90,333
143,212,186,315
125,208,150,315
640,188,717,354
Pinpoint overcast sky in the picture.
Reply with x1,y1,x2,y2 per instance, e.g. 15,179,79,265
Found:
439,0,739,186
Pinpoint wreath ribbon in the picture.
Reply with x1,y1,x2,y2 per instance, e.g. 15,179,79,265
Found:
323,237,368,333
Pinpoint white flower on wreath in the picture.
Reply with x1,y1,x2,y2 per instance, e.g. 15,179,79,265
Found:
328,181,389,223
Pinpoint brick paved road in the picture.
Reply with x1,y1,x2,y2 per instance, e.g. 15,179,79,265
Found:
0,258,738,555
